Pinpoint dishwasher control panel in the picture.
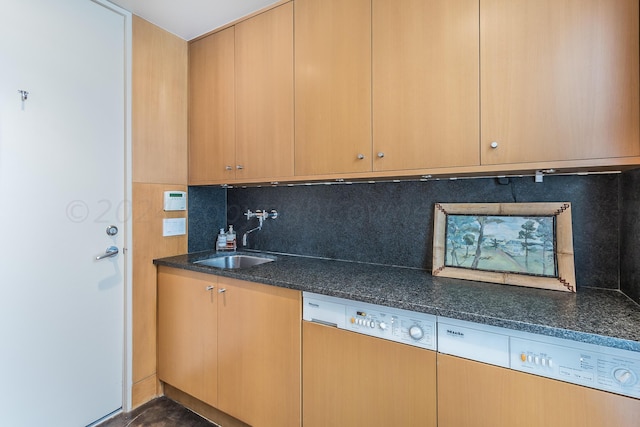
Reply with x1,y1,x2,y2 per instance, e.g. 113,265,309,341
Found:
303,292,436,350
438,317,640,400
511,336,640,399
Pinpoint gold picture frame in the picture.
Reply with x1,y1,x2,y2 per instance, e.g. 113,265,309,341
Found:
432,202,576,292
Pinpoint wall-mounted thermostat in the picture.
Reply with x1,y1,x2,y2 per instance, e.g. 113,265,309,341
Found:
164,191,187,211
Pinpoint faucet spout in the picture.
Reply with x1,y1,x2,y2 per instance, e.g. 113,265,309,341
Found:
242,225,262,246
242,209,278,247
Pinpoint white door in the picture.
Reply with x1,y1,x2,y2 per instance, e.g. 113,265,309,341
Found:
0,0,128,425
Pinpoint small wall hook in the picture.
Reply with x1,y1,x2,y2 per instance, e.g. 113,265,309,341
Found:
18,90,29,101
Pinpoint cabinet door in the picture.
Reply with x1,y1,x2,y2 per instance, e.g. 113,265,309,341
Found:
303,322,437,427
295,0,372,175
438,354,640,427
188,28,236,184
217,278,301,427
481,0,640,165
157,267,218,406
235,3,294,180
372,0,479,171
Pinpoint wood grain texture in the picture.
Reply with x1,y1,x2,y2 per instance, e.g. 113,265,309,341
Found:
132,16,188,184
303,321,437,427
157,267,218,406
132,183,187,386
294,0,372,175
481,0,640,165
131,374,159,409
188,28,236,184
372,0,479,171
235,3,294,180
438,354,640,427
217,278,301,427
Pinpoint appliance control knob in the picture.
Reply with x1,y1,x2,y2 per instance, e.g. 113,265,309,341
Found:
370,321,375,328
379,321,388,330
409,325,424,340
613,368,637,386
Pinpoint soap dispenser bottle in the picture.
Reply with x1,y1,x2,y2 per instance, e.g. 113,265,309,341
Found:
216,228,227,251
226,225,237,250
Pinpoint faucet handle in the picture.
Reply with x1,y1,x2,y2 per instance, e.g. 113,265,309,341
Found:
244,209,255,219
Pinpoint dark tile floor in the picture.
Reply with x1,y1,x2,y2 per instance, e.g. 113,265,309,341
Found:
97,397,217,427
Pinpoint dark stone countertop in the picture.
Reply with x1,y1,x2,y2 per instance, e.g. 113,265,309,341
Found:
154,250,640,353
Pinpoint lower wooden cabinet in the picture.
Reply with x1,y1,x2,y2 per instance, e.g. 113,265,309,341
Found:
157,267,217,406
438,353,640,427
303,321,437,427
157,267,301,427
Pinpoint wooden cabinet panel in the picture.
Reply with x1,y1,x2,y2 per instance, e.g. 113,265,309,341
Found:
372,0,479,171
303,321,437,427
157,267,218,406
132,16,188,185
438,354,640,427
217,278,301,427
481,0,640,165
295,0,372,175
132,183,187,406
235,3,294,180
188,28,235,184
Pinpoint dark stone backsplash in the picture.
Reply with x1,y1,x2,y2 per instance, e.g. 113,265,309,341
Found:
188,186,226,253
621,168,640,303
188,171,640,301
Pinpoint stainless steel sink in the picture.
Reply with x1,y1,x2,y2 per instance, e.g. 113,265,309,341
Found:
194,254,275,269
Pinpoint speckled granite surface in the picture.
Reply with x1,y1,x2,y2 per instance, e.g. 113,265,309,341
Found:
154,250,640,353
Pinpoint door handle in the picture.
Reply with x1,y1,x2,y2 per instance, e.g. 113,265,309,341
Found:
96,246,119,260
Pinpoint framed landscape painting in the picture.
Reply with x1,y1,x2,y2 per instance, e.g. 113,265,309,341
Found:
432,202,576,292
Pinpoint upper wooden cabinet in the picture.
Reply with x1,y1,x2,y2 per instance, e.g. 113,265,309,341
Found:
481,0,640,165
188,27,235,184
372,0,479,171
188,0,640,184
189,4,294,184
235,3,294,181
294,0,372,176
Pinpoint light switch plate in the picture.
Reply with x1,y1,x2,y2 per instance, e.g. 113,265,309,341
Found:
163,218,186,237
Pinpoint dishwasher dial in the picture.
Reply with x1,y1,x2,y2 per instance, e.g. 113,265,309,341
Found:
409,325,424,340
379,321,388,331
613,367,637,387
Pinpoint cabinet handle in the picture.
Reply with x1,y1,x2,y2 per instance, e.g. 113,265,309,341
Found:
357,154,365,160
490,141,499,149
218,288,227,293
206,286,214,291
225,165,233,171
377,152,385,158
236,165,244,170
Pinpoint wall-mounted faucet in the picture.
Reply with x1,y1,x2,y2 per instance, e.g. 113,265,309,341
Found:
242,209,278,246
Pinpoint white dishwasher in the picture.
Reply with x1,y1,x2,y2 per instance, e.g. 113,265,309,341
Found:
437,317,640,427
302,292,437,427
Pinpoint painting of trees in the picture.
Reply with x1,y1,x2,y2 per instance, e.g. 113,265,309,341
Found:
433,202,574,293
445,214,556,277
